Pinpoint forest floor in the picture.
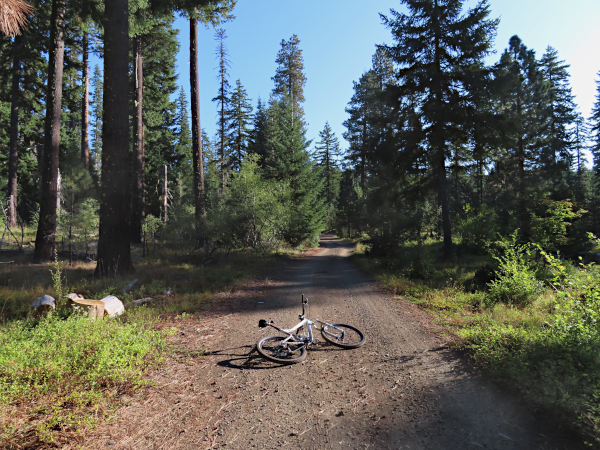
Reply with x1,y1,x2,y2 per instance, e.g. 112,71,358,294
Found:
76,235,585,450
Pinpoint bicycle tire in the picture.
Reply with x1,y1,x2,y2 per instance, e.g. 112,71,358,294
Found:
256,336,308,364
321,323,365,348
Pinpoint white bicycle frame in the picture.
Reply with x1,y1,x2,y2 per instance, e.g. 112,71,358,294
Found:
263,298,347,353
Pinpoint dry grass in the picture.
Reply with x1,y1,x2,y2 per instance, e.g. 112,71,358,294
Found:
0,246,288,448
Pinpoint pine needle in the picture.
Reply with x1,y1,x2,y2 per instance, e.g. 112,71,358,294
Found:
0,0,34,37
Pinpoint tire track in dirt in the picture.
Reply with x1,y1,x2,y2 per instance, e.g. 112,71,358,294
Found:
81,236,585,450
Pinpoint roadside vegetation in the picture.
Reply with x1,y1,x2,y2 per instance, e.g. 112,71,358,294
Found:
353,231,600,446
0,241,290,448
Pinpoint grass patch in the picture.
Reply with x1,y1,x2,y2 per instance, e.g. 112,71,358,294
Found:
0,245,290,447
353,238,600,446
0,310,167,447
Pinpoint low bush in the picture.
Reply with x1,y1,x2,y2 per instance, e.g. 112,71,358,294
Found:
0,312,166,445
486,233,544,306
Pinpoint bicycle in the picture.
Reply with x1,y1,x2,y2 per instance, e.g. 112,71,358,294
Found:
256,294,366,364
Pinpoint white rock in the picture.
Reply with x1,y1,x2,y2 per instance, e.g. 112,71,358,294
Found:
31,294,56,310
65,293,84,301
99,295,125,317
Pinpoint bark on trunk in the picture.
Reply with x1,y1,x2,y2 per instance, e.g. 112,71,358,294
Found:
131,34,144,243
190,15,206,248
438,148,453,259
162,164,168,222
7,36,21,229
95,0,134,277
33,0,66,263
433,1,453,259
81,32,90,171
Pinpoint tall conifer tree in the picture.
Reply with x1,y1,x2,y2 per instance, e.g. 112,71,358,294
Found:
313,122,342,216
212,27,230,192
381,0,498,258
227,79,253,171
591,73,600,175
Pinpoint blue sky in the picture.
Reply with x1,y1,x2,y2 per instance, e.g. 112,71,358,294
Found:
167,0,600,153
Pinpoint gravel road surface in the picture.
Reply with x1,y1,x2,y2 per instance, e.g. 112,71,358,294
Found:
82,236,584,450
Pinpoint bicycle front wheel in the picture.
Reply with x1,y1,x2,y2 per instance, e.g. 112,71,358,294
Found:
321,324,365,348
257,336,307,364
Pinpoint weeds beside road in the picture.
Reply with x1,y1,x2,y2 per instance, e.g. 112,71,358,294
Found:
353,236,600,446
0,248,285,448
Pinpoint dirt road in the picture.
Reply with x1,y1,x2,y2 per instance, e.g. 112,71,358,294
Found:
83,236,584,449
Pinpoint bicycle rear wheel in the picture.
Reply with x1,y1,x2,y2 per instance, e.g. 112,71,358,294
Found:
257,336,307,364
321,324,365,348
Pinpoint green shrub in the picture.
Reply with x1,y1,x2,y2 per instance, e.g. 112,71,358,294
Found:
486,232,544,306
543,250,600,344
530,199,586,252
0,313,166,444
455,204,498,254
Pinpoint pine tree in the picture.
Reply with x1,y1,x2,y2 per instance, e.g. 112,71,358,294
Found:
272,34,306,122
248,97,268,163
0,0,49,224
90,64,103,174
212,27,231,192
313,122,342,223
226,79,253,171
591,73,600,175
381,0,498,258
343,70,377,192
266,97,325,246
174,86,193,183
33,0,67,263
492,36,551,234
140,17,179,219
538,46,578,184
95,0,134,276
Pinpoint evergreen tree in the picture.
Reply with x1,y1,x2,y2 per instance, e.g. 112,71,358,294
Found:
381,0,498,258
226,79,253,171
266,96,325,246
313,122,342,224
248,97,268,164
33,0,67,263
335,168,362,238
343,70,378,192
272,34,306,123
90,64,103,174
212,27,231,192
174,86,193,184
0,0,49,224
591,73,600,175
538,46,578,185
141,17,179,219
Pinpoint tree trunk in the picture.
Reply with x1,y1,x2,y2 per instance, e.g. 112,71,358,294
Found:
438,148,453,259
131,34,145,243
220,64,226,193
433,1,453,259
190,15,206,248
162,164,168,222
7,35,21,229
33,0,66,263
81,32,90,171
95,0,134,277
